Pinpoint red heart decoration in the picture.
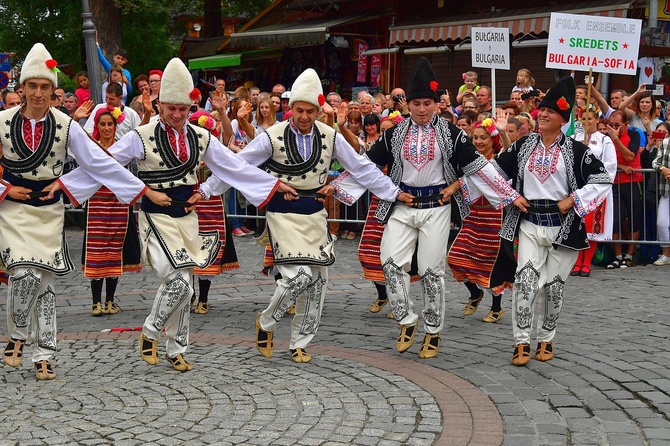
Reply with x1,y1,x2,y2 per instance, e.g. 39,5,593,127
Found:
645,67,653,78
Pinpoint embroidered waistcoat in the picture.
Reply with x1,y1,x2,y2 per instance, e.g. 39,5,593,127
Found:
373,114,487,223
134,121,209,189
494,133,611,250
0,106,72,180
264,121,336,190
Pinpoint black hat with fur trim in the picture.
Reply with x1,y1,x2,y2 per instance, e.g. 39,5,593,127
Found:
406,57,440,102
538,75,575,123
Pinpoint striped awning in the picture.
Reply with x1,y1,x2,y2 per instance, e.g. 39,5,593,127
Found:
230,13,369,49
390,1,633,44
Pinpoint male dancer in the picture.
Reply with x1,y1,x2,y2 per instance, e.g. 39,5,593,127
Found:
58,58,294,371
0,43,161,380
334,57,526,359
484,76,611,366
227,68,413,363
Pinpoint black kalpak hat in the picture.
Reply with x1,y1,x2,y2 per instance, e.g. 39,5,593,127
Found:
406,57,440,102
538,75,575,123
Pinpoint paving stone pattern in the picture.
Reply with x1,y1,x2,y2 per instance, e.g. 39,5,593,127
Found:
0,228,668,445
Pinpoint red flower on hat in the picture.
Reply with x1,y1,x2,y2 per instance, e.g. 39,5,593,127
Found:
45,59,58,70
429,81,438,92
189,88,200,101
318,94,325,106
556,96,569,111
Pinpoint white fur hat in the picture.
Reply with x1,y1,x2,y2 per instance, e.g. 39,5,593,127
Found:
288,68,324,110
20,43,58,86
159,58,199,105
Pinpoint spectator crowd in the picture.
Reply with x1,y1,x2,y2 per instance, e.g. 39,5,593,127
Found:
0,38,668,378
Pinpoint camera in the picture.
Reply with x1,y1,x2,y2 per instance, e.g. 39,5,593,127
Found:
645,84,664,95
392,94,405,103
521,89,540,100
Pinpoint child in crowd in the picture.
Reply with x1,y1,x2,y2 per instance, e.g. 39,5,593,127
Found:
97,44,132,99
75,71,91,105
101,64,128,105
456,71,480,104
512,68,535,93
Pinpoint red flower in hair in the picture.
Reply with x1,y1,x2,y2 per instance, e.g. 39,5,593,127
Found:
45,59,58,70
556,96,569,111
318,94,325,106
189,88,200,101
429,81,438,92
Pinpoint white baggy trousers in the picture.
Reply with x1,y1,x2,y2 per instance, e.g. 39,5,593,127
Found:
512,220,578,345
7,267,57,362
259,264,328,350
380,204,451,334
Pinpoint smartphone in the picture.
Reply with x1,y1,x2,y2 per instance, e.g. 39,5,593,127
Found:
645,84,664,95
651,131,667,139
520,89,540,100
584,76,594,84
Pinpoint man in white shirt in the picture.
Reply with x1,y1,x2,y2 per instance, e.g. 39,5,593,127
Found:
84,82,140,139
0,43,159,380
352,58,525,359
59,58,294,372
236,68,413,364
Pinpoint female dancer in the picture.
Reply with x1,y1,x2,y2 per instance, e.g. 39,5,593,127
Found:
448,119,515,322
188,111,240,314
82,107,141,316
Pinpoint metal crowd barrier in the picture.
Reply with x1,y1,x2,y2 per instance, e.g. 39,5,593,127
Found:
64,167,666,246
607,167,662,246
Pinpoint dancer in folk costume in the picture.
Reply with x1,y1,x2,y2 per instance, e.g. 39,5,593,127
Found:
570,109,617,277
0,43,157,380
334,57,525,359
0,163,6,286
58,58,294,371
224,68,412,363
467,76,612,366
188,111,239,315
356,117,420,318
448,118,516,323
83,106,142,317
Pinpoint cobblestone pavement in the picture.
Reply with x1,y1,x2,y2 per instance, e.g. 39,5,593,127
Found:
0,227,669,445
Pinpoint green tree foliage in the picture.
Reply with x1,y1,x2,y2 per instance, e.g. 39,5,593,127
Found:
119,9,182,76
0,0,190,73
222,0,273,19
0,0,273,77
0,0,83,65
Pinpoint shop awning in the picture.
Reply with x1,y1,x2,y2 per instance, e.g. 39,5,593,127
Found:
188,54,241,70
390,0,633,44
229,13,369,48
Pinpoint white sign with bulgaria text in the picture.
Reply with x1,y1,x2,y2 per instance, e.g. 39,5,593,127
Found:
471,27,510,70
545,12,642,75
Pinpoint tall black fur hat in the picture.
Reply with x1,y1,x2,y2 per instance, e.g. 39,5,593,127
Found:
538,76,575,122
406,57,439,102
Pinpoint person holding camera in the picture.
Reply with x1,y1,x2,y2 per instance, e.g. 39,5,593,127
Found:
619,84,662,145
382,88,409,117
